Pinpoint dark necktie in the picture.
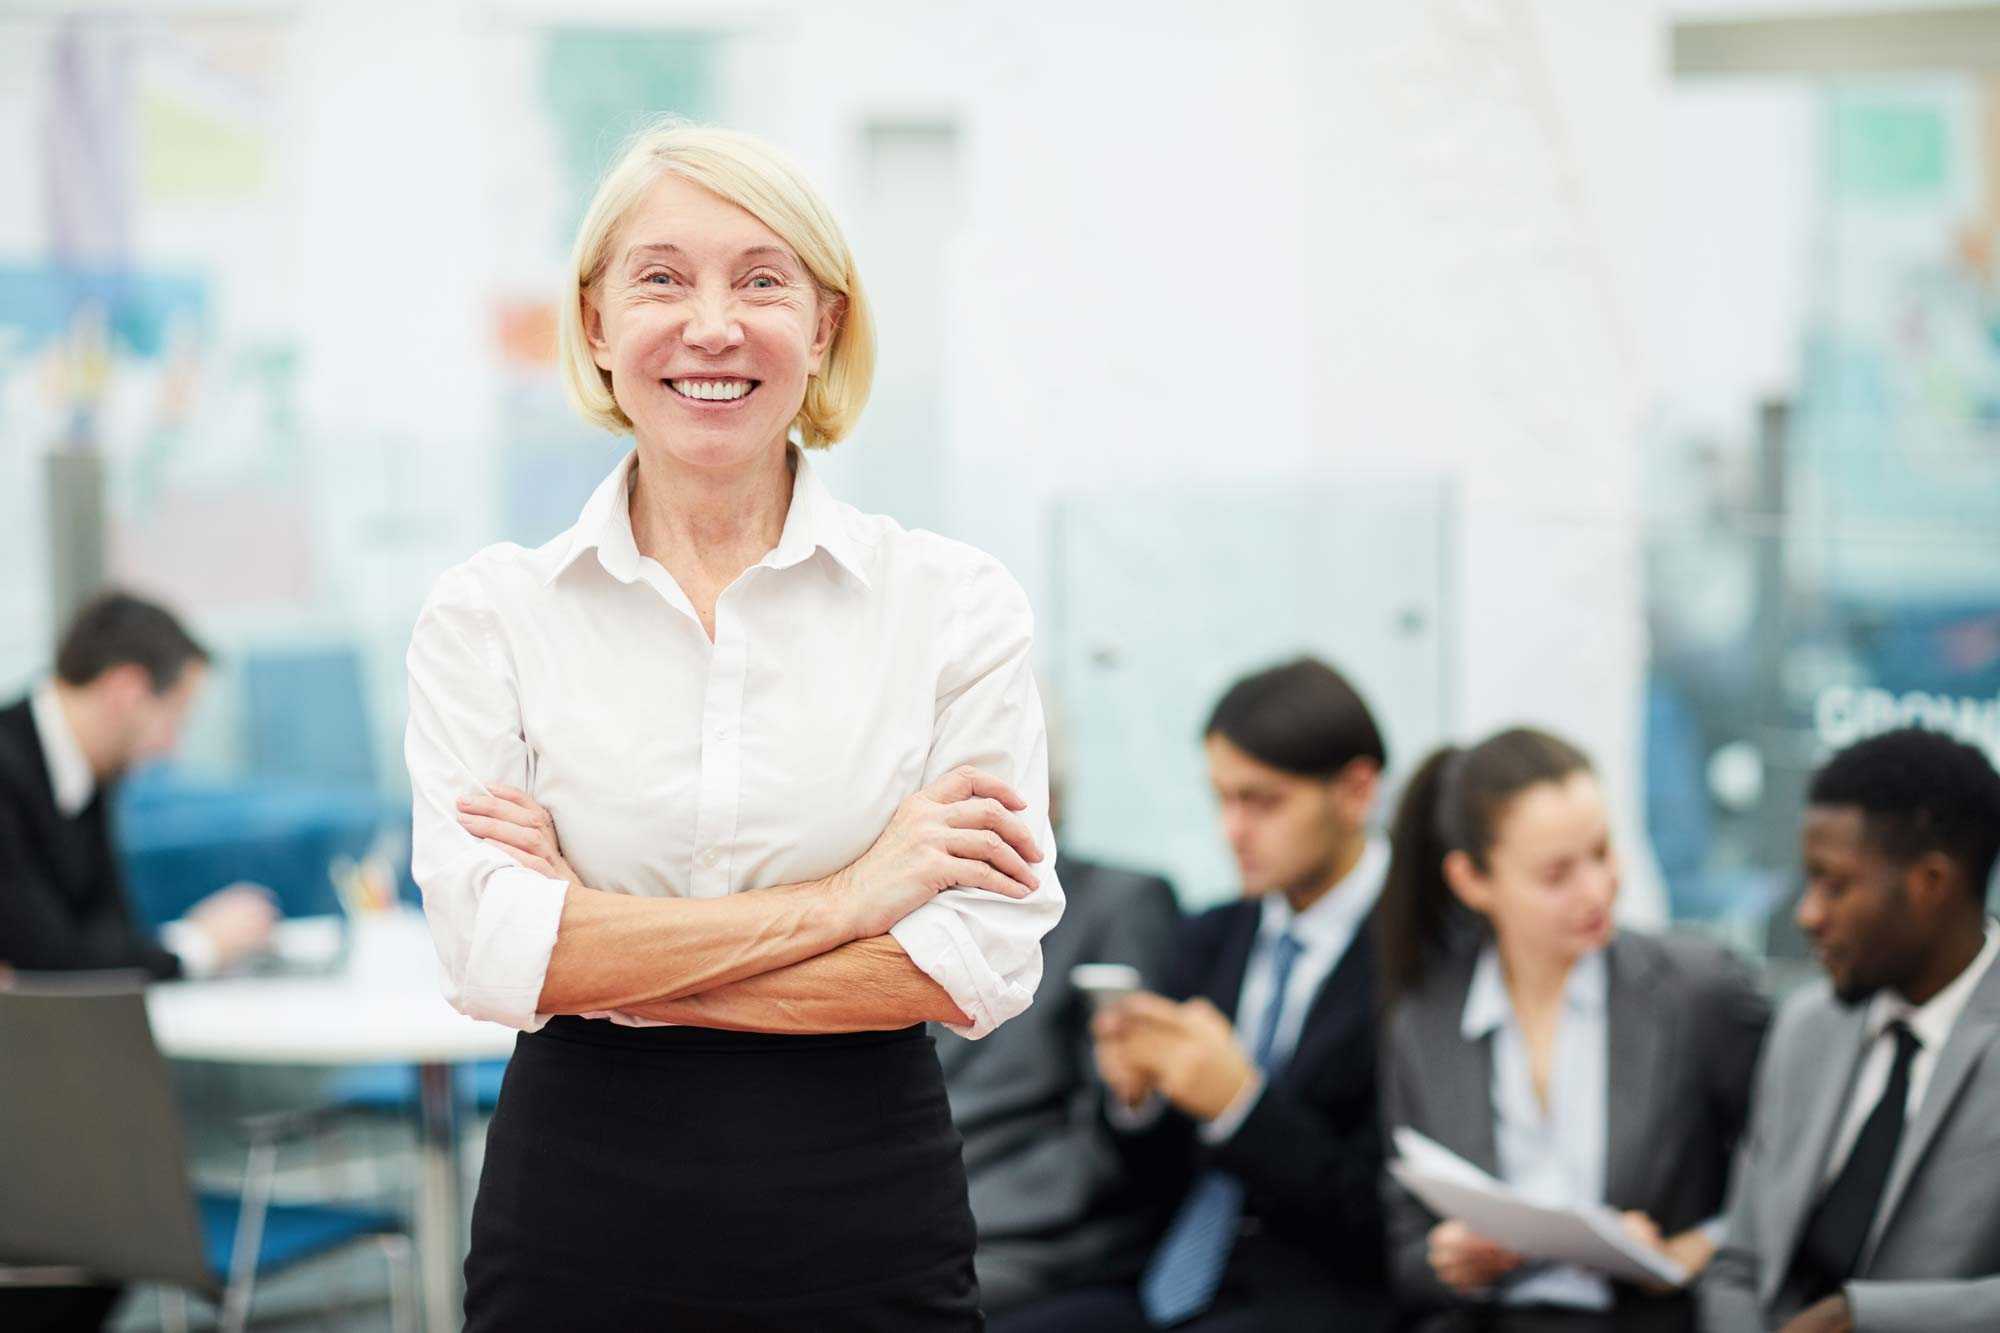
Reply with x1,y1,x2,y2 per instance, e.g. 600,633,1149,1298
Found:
1791,1020,1923,1301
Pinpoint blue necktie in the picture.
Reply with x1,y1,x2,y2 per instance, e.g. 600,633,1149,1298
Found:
1139,930,1305,1327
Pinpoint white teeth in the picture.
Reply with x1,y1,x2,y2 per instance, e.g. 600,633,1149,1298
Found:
670,379,753,401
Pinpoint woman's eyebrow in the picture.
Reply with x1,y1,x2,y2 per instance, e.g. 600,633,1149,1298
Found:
623,242,796,266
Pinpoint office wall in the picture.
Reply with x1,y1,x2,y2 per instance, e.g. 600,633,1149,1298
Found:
1,0,1668,916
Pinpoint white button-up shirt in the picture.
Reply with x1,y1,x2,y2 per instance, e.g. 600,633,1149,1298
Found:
1462,945,1613,1311
405,447,1063,1038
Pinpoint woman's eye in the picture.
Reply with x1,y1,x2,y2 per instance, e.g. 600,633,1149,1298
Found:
747,273,783,290
644,272,677,286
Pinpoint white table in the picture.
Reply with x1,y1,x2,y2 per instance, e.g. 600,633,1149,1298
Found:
147,912,515,1333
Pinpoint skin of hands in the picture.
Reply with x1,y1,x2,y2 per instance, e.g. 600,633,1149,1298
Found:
1091,990,1258,1122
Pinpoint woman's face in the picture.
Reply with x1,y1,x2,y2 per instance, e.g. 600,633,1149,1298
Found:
1449,771,1619,969
584,173,838,471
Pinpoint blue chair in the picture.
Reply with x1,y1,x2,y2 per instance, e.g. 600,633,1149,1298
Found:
0,979,413,1333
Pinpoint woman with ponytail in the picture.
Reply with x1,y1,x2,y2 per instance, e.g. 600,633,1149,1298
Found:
1376,728,1770,1333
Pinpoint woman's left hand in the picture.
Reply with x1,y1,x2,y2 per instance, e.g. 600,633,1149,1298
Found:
456,783,581,887
1619,1212,1716,1291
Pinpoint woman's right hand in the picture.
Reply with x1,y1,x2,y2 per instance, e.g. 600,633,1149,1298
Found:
1428,1219,1525,1294
827,765,1044,939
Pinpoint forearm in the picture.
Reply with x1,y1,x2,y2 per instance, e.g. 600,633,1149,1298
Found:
620,935,970,1033
538,878,859,1014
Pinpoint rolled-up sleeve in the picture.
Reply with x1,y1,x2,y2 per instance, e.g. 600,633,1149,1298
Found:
889,553,1065,1039
405,565,569,1031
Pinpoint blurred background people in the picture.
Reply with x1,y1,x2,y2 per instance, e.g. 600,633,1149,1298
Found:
1004,657,1396,1332
1701,729,2000,1333
1376,727,1770,1333
936,736,1181,1315
0,591,277,981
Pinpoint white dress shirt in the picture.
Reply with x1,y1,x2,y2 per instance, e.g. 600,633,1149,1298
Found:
28,680,218,977
1821,921,2000,1185
404,446,1064,1038
1462,945,1613,1311
1109,838,1385,1141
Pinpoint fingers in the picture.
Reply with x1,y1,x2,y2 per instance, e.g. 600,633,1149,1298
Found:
943,829,1040,892
923,765,1027,812
942,855,1036,900
943,797,1042,863
461,813,551,858
458,789,546,833
485,838,555,878
1111,991,1185,1029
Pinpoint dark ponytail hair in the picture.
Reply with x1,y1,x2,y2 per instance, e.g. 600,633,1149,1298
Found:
1375,727,1593,1007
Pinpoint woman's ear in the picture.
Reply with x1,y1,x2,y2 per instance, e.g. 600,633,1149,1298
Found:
1443,848,1492,917
582,290,612,371
807,293,843,373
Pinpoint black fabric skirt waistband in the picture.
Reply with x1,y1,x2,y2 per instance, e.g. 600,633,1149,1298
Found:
527,1014,926,1054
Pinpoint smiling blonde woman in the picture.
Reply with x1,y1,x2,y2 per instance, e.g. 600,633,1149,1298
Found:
405,120,1064,1330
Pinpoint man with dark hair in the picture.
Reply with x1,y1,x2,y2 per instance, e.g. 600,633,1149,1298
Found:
1701,727,2000,1333
0,591,276,982
1002,656,1395,1332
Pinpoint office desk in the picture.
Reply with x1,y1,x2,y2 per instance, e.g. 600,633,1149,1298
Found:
147,913,513,1333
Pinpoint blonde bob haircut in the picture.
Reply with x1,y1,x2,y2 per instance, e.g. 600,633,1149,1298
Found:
557,120,876,448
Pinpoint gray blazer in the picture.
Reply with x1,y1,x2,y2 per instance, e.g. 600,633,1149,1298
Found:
931,855,1180,1314
1699,950,2000,1333
1382,930,1770,1317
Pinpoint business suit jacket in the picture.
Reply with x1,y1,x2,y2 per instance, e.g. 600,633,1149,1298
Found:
0,698,180,979
1699,951,2000,1333
1115,897,1395,1327
933,855,1181,1313
1383,930,1770,1324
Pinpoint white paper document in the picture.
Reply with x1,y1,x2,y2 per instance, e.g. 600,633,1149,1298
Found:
1388,1128,1689,1289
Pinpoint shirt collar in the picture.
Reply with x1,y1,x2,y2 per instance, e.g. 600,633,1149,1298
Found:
29,679,96,818
1865,919,2000,1052
1461,940,1610,1041
545,445,872,590
1256,837,1389,953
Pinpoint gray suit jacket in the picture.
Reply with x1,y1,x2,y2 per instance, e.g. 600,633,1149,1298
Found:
1383,930,1769,1317
931,855,1179,1313
1699,949,2000,1333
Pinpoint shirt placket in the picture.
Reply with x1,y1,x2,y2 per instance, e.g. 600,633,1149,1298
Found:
689,594,747,899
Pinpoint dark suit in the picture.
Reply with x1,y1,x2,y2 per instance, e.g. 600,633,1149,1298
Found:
0,698,179,979
1003,896,1395,1333
934,856,1180,1313
1383,930,1771,1333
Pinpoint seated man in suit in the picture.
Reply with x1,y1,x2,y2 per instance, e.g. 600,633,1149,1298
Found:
1001,657,1395,1332
1700,727,2000,1333
936,741,1181,1314
0,591,276,981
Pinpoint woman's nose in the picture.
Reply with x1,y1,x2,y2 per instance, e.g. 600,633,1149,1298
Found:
679,293,743,352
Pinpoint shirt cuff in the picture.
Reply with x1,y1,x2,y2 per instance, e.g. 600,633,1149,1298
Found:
161,921,219,979
888,899,1023,1039
448,864,568,1031
1198,1069,1266,1144
1697,1212,1729,1247
1107,1091,1167,1132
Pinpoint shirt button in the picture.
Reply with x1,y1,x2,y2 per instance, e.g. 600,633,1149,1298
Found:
712,724,730,741
700,848,721,869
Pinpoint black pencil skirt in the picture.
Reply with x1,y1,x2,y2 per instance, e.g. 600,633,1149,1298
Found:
463,1017,983,1331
